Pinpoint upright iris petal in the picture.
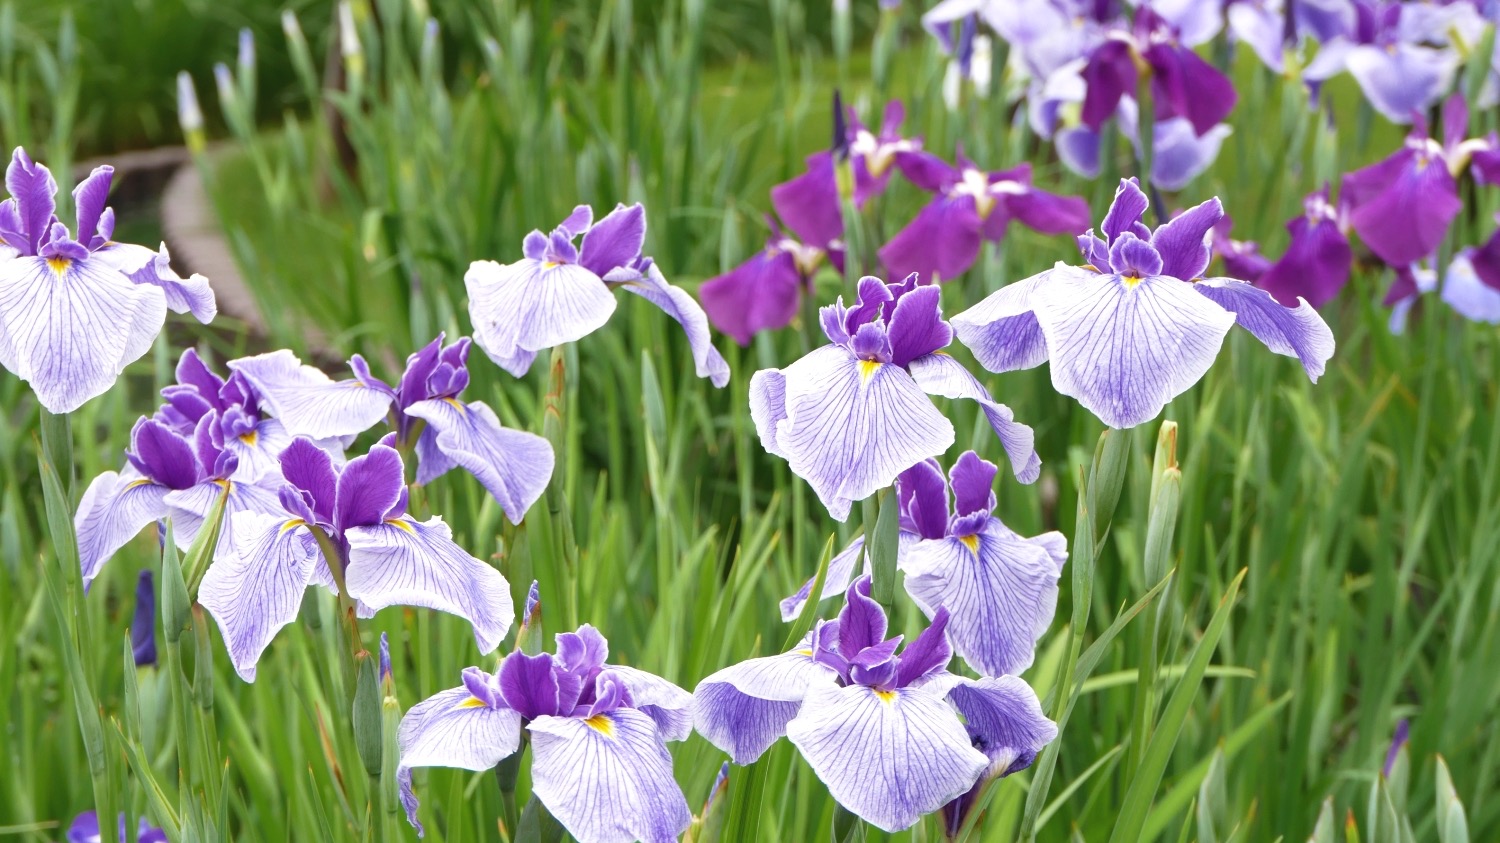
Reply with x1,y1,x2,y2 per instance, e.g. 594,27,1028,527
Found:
953,178,1335,429
750,274,1040,521
694,577,1057,833
399,615,693,843
879,151,1090,283
1343,134,1460,267
466,203,729,385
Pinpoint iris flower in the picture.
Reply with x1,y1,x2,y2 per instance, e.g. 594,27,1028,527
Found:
0,148,214,412
879,151,1090,283
229,333,553,524
1443,224,1500,324
67,812,166,843
693,576,1057,832
199,439,512,680
1258,187,1353,308
131,570,157,667
1209,215,1272,283
700,218,843,346
1079,6,1235,138
398,620,694,843
750,273,1040,521
1227,0,1355,75
952,178,1336,429
466,203,729,386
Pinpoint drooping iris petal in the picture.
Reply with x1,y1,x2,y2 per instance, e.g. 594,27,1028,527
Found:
1002,187,1090,236
878,196,984,283
901,523,1065,677
602,665,695,741
228,350,394,439
785,683,988,833
197,512,320,681
1192,278,1336,381
1028,266,1237,428
700,247,804,346
76,471,172,588
465,258,618,377
757,346,954,521
163,478,284,562
404,398,554,523
949,272,1051,373
93,241,217,323
945,675,1058,776
344,516,514,653
1144,42,1237,137
1345,43,1457,124
397,686,523,770
527,709,692,843
609,262,731,387
0,255,167,413
1257,212,1353,309
770,152,844,248
1345,147,1460,266
692,647,838,764
906,352,1040,484
1081,39,1136,132
1441,250,1500,323
1145,119,1232,192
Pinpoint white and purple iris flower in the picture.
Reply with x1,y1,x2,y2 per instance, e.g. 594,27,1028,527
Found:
66,811,166,843
1227,0,1357,76
750,274,1040,521
879,151,1091,283
781,451,1065,679
465,203,729,386
398,616,694,843
1442,223,1500,324
693,576,1057,832
199,438,513,680
1342,93,1500,267
700,217,844,346
229,333,553,524
1257,186,1354,309
952,178,1336,429
0,147,215,413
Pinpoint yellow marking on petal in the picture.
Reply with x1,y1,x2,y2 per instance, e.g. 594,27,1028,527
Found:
542,261,560,269
238,430,258,446
959,534,980,555
858,359,882,384
280,518,307,534
1122,274,1144,289
584,714,614,736
794,648,814,657
874,690,897,704
443,397,464,410
385,518,416,533
46,257,72,274
126,478,157,489
459,696,489,708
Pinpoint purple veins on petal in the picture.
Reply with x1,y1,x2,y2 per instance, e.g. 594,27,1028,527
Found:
404,397,553,523
607,261,731,387
227,349,394,440
692,646,837,764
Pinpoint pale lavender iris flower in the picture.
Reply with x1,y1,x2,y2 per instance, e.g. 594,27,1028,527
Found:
1442,223,1500,324
198,439,513,680
1228,0,1357,75
953,178,1335,429
466,203,729,386
693,576,1057,832
228,333,553,524
880,151,1091,283
0,148,214,412
398,618,693,843
750,274,1040,521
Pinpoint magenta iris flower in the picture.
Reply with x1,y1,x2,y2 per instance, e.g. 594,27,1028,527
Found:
229,333,554,524
465,203,729,386
198,439,512,681
398,615,694,843
700,219,843,346
693,576,1057,832
0,148,215,412
750,274,1040,521
953,178,1335,429
1080,6,1236,138
1258,187,1354,309
879,151,1090,283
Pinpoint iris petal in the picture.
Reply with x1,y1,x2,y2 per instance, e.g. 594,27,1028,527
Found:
398,686,523,771
692,647,838,764
1193,278,1336,381
75,471,172,589
228,349,394,439
950,271,1050,373
610,262,731,387
404,398,554,523
466,258,617,377
944,675,1058,777
907,352,1040,484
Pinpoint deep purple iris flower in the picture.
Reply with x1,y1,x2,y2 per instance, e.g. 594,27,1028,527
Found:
1209,214,1273,283
398,614,694,843
879,151,1091,283
1257,186,1354,309
0,148,215,412
75,397,283,591
781,451,1065,679
1080,7,1237,138
67,811,167,843
465,203,729,386
131,570,158,667
198,439,513,680
693,576,1057,832
700,218,844,346
228,333,553,524
953,178,1335,429
750,274,1040,521
771,101,921,251
1343,93,1500,267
